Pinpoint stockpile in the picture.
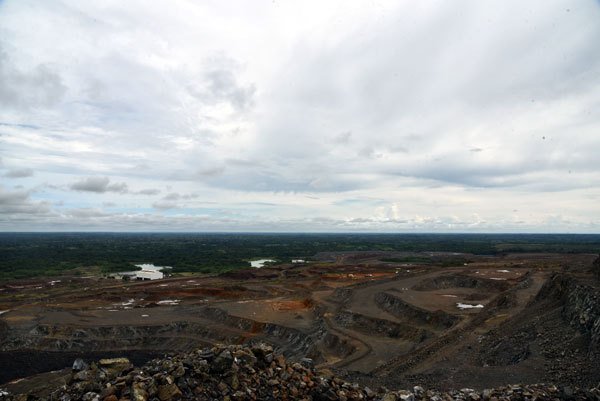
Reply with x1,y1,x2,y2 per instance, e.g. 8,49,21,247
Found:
2,344,599,401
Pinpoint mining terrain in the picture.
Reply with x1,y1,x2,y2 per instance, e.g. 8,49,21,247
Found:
1,252,599,395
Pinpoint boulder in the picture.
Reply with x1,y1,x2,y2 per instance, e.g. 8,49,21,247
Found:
72,358,89,372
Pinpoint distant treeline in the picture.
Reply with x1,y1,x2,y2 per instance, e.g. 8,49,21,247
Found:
0,233,599,280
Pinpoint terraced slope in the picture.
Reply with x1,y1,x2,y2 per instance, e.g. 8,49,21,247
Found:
1,252,598,390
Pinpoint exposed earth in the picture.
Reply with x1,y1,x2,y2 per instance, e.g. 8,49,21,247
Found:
1,252,599,396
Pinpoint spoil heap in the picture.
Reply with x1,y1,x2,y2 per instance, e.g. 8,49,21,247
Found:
2,344,599,401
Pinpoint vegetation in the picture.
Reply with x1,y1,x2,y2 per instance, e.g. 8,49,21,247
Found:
0,233,599,280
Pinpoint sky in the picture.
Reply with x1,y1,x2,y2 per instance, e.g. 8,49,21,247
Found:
0,0,599,233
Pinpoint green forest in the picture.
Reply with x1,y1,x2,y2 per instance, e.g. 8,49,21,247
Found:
1,233,599,280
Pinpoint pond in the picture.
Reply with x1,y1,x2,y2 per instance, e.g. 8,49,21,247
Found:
250,259,275,268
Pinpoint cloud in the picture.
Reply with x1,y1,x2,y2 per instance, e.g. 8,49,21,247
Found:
135,188,161,195
163,193,181,201
67,208,110,218
0,1,599,232
196,167,226,178
226,158,262,168
106,181,128,193
70,177,128,193
333,131,352,144
4,168,34,178
0,186,51,215
152,192,199,209
186,56,256,112
152,201,178,210
0,48,66,109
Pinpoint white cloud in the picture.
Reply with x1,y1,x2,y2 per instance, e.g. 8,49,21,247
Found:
0,0,599,232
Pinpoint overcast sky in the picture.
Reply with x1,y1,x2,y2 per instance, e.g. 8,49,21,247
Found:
1,0,599,232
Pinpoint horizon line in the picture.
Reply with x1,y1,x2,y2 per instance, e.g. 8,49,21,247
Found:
1,231,599,235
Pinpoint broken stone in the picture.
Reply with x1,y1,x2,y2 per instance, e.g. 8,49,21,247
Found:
73,358,89,372
157,383,182,401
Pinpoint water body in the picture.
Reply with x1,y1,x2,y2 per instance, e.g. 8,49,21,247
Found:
115,263,171,280
250,259,275,268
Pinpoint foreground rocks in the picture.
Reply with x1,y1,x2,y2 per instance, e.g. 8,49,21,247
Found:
1,344,599,400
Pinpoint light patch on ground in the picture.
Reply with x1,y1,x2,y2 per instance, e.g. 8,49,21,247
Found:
457,303,484,310
156,299,181,305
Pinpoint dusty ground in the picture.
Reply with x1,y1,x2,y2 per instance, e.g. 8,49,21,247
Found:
0,252,598,392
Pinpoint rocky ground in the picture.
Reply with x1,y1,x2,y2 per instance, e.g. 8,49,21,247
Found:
1,344,599,401
1,253,599,397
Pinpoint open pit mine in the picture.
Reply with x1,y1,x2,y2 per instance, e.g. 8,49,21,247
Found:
1,252,599,399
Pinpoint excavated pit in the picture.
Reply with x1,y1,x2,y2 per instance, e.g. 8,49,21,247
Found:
374,292,460,330
333,310,431,341
1,252,599,391
412,274,512,292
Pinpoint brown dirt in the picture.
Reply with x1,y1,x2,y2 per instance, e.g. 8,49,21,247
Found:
1,252,598,391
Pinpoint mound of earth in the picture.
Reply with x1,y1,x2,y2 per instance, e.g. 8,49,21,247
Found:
2,344,599,401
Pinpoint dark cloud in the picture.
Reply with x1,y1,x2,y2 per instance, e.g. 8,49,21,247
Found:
162,192,198,201
0,187,51,215
106,182,128,193
70,177,128,193
4,168,34,178
226,158,262,168
70,177,109,192
152,201,178,210
67,208,110,218
151,192,198,210
0,49,67,109
333,131,352,144
186,56,256,111
135,188,161,195
196,167,226,178
163,193,181,201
